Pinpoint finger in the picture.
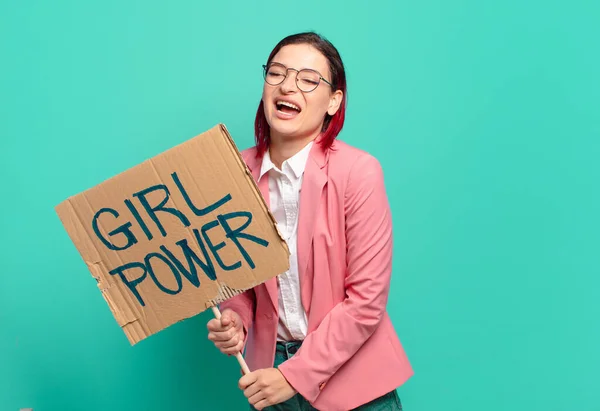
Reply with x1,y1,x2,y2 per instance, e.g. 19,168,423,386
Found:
217,336,240,348
208,329,237,342
221,311,236,328
215,336,240,350
244,382,262,399
239,372,258,390
207,332,232,345
206,319,221,332
253,398,272,410
221,340,244,355
207,318,230,332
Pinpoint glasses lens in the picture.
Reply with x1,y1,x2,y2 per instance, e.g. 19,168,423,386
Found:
297,70,321,92
264,64,287,85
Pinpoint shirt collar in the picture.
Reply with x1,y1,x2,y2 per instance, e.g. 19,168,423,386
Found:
259,141,313,181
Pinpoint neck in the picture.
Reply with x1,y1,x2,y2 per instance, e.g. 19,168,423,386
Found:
269,131,318,169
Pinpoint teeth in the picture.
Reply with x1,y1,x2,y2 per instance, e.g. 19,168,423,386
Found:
277,100,301,111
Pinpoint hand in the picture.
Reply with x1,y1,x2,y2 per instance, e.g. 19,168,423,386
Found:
238,368,297,410
207,309,245,355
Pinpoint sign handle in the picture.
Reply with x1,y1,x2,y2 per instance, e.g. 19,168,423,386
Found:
211,306,251,375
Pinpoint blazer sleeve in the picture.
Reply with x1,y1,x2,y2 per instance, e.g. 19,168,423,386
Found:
218,288,256,348
277,153,394,403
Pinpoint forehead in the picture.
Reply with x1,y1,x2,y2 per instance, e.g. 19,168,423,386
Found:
271,44,329,75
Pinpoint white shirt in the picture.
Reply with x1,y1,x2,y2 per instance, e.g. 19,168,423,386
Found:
258,142,312,342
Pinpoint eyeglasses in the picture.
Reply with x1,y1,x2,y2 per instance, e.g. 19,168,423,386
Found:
262,63,333,93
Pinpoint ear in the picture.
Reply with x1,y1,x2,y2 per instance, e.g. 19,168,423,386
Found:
327,90,344,116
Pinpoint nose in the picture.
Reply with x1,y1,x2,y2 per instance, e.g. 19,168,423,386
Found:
280,69,299,93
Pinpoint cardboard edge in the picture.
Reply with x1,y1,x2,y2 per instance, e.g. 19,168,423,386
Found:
217,123,290,252
55,199,149,342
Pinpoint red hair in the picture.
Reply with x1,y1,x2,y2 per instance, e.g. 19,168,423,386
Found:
254,32,347,158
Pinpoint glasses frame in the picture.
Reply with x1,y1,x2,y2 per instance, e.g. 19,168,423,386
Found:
262,63,333,93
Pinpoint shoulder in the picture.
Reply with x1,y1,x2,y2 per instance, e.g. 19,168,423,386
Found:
328,139,385,184
328,140,390,214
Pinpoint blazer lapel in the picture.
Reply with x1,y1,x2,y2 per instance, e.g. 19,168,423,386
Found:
247,152,280,312
297,143,328,315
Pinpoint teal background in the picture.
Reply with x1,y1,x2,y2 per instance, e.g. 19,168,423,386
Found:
1,0,599,410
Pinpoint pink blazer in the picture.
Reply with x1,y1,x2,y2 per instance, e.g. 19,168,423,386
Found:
220,136,413,411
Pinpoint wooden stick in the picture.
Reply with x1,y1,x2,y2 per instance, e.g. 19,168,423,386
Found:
211,305,251,375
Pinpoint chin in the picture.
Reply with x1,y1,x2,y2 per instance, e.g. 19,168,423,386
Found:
268,117,302,137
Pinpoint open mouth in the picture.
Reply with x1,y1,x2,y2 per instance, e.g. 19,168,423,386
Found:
276,100,302,116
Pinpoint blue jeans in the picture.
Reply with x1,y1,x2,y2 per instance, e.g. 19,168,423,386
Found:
250,341,403,411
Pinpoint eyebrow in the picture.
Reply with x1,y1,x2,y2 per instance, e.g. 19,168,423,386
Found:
270,61,322,73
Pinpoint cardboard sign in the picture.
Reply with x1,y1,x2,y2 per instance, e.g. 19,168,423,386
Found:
56,124,289,345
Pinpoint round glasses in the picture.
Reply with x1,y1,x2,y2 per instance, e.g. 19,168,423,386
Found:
262,63,333,93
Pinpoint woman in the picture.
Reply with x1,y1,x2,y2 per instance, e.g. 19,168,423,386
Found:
207,32,413,411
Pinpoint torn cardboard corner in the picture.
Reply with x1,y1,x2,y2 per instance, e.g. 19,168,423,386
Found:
55,123,290,345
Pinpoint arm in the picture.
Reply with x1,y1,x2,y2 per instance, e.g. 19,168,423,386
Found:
277,154,394,403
